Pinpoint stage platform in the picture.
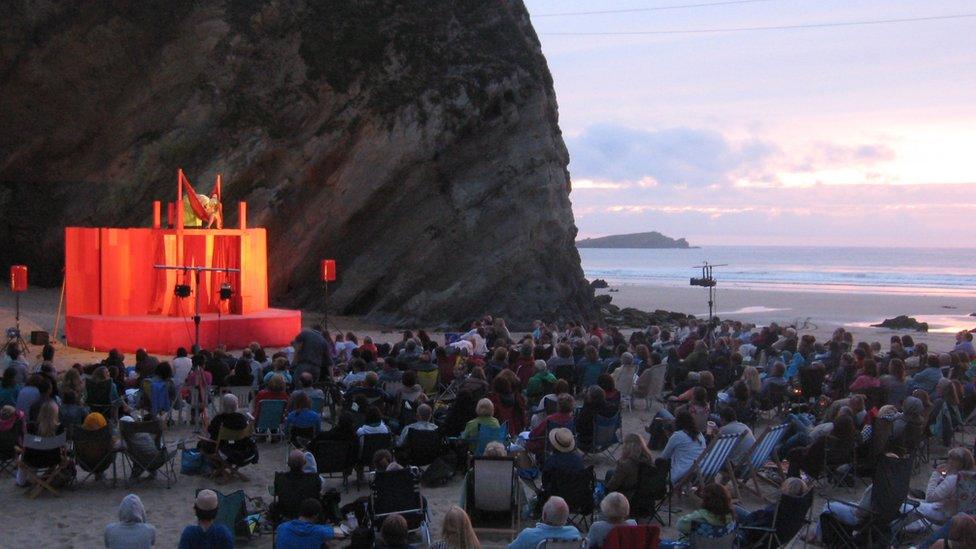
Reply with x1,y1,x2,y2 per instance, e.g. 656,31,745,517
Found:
65,309,302,354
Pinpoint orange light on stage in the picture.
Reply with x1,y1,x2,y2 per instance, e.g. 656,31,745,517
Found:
10,265,27,292
321,260,336,282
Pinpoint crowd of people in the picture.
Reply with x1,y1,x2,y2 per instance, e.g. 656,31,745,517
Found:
2,316,976,548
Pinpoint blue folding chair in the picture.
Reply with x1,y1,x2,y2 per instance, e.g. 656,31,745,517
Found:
734,423,788,499
254,399,287,442
474,422,509,456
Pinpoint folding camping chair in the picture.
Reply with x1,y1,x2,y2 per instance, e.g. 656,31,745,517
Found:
603,524,661,549
541,465,597,530
70,424,118,486
673,431,743,498
199,424,258,483
466,456,523,537
358,432,394,485
200,488,262,540
119,418,179,487
369,467,431,546
310,438,354,492
86,379,123,424
822,434,859,489
474,421,509,457
222,386,253,411
733,423,788,499
584,412,622,464
740,489,814,548
254,399,287,442
631,459,673,526
18,432,69,498
821,454,915,548
639,363,668,413
400,429,444,468
269,470,322,542
0,417,24,476
416,369,440,398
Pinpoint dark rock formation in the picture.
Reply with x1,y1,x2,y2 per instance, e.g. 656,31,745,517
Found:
594,294,612,306
872,315,929,332
577,231,692,249
600,305,693,328
0,0,593,327
590,279,609,289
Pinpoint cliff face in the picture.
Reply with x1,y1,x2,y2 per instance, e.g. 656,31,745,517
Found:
0,0,593,327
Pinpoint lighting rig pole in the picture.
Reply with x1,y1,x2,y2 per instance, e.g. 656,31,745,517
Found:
153,264,240,349
690,262,727,322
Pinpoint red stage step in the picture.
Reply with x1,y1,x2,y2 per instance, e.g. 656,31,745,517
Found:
65,309,302,354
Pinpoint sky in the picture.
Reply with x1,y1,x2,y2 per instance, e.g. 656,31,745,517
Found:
524,0,976,247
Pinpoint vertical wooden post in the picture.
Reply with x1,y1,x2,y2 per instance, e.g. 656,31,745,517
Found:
238,202,247,230
152,201,161,229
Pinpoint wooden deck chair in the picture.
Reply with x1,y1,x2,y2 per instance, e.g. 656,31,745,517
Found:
733,423,789,499
466,456,523,537
673,432,743,498
254,399,287,442
18,432,69,498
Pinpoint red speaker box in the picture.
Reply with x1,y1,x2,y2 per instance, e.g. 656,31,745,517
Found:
10,265,27,292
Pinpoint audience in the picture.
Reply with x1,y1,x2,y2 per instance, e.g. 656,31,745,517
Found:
104,493,155,549
587,492,636,548
275,498,344,547
509,496,581,549
178,489,233,549
431,505,480,549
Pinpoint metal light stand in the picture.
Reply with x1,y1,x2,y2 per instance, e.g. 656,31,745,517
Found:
2,292,30,357
153,264,240,350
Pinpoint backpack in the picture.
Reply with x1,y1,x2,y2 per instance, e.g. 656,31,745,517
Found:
420,454,456,487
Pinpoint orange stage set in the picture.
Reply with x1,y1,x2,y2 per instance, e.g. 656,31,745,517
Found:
64,170,301,353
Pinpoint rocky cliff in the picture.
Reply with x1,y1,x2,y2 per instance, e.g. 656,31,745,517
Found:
0,0,593,327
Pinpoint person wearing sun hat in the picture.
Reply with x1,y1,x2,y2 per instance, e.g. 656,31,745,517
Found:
178,489,233,548
542,427,584,474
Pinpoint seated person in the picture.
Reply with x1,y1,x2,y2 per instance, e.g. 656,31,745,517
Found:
397,403,438,447
906,447,976,527
760,361,789,407
395,370,425,409
58,390,89,431
178,490,234,548
253,374,289,419
275,497,345,548
285,392,321,437
529,379,570,429
18,400,67,481
344,371,392,409
356,404,390,439
104,493,156,549
929,513,976,549
669,483,736,541
313,411,358,445
375,513,416,549
204,393,258,466
341,358,369,387
661,409,706,483
525,393,575,454
576,385,616,451
377,359,403,385
508,496,581,549
262,357,293,386
736,477,808,545
120,414,171,481
489,374,527,437
543,427,584,474
372,449,403,473
461,398,501,451
224,359,254,387
605,433,655,503
716,407,755,473
588,492,637,549
295,372,325,402
525,360,556,403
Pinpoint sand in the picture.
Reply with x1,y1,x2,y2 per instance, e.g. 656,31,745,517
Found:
0,285,969,547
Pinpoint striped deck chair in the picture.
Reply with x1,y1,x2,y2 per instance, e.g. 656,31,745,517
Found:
734,423,789,499
673,432,744,497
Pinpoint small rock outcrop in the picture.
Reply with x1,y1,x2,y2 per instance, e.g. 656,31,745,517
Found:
0,0,594,327
577,231,692,249
590,279,609,289
872,315,929,332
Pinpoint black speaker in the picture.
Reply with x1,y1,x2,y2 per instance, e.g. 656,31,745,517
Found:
30,331,49,345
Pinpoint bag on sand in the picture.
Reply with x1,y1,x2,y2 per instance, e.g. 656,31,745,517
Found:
181,448,208,475
420,454,456,487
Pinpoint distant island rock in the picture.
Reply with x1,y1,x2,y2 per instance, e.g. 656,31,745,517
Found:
576,231,692,249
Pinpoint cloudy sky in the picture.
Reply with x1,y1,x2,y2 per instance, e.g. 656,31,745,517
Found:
525,0,976,246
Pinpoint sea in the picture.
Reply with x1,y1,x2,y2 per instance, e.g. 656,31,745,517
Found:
578,246,976,297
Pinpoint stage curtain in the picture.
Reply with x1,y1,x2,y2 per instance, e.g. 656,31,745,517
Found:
210,235,241,315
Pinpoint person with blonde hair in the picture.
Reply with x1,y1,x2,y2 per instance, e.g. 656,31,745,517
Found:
605,433,654,502
588,492,636,548
431,505,480,549
742,366,761,395
905,447,976,526
462,398,500,450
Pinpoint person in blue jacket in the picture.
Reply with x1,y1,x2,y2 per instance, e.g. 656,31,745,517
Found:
276,498,345,548
178,490,234,549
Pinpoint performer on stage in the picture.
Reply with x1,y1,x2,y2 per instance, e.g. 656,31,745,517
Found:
203,192,222,229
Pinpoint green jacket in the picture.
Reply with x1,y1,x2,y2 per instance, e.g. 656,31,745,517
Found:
676,509,733,534
526,371,557,398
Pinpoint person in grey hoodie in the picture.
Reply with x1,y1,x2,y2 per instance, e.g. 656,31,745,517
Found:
104,493,156,548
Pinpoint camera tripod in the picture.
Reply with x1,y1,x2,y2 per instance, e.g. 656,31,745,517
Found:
1,293,30,357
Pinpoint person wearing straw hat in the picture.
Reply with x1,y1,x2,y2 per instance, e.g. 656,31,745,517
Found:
543,427,584,474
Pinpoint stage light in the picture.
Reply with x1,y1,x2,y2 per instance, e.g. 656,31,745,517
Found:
174,284,191,298
690,277,716,287
219,282,233,301
10,265,27,292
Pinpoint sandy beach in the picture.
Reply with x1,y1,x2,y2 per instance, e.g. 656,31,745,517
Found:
0,285,970,547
